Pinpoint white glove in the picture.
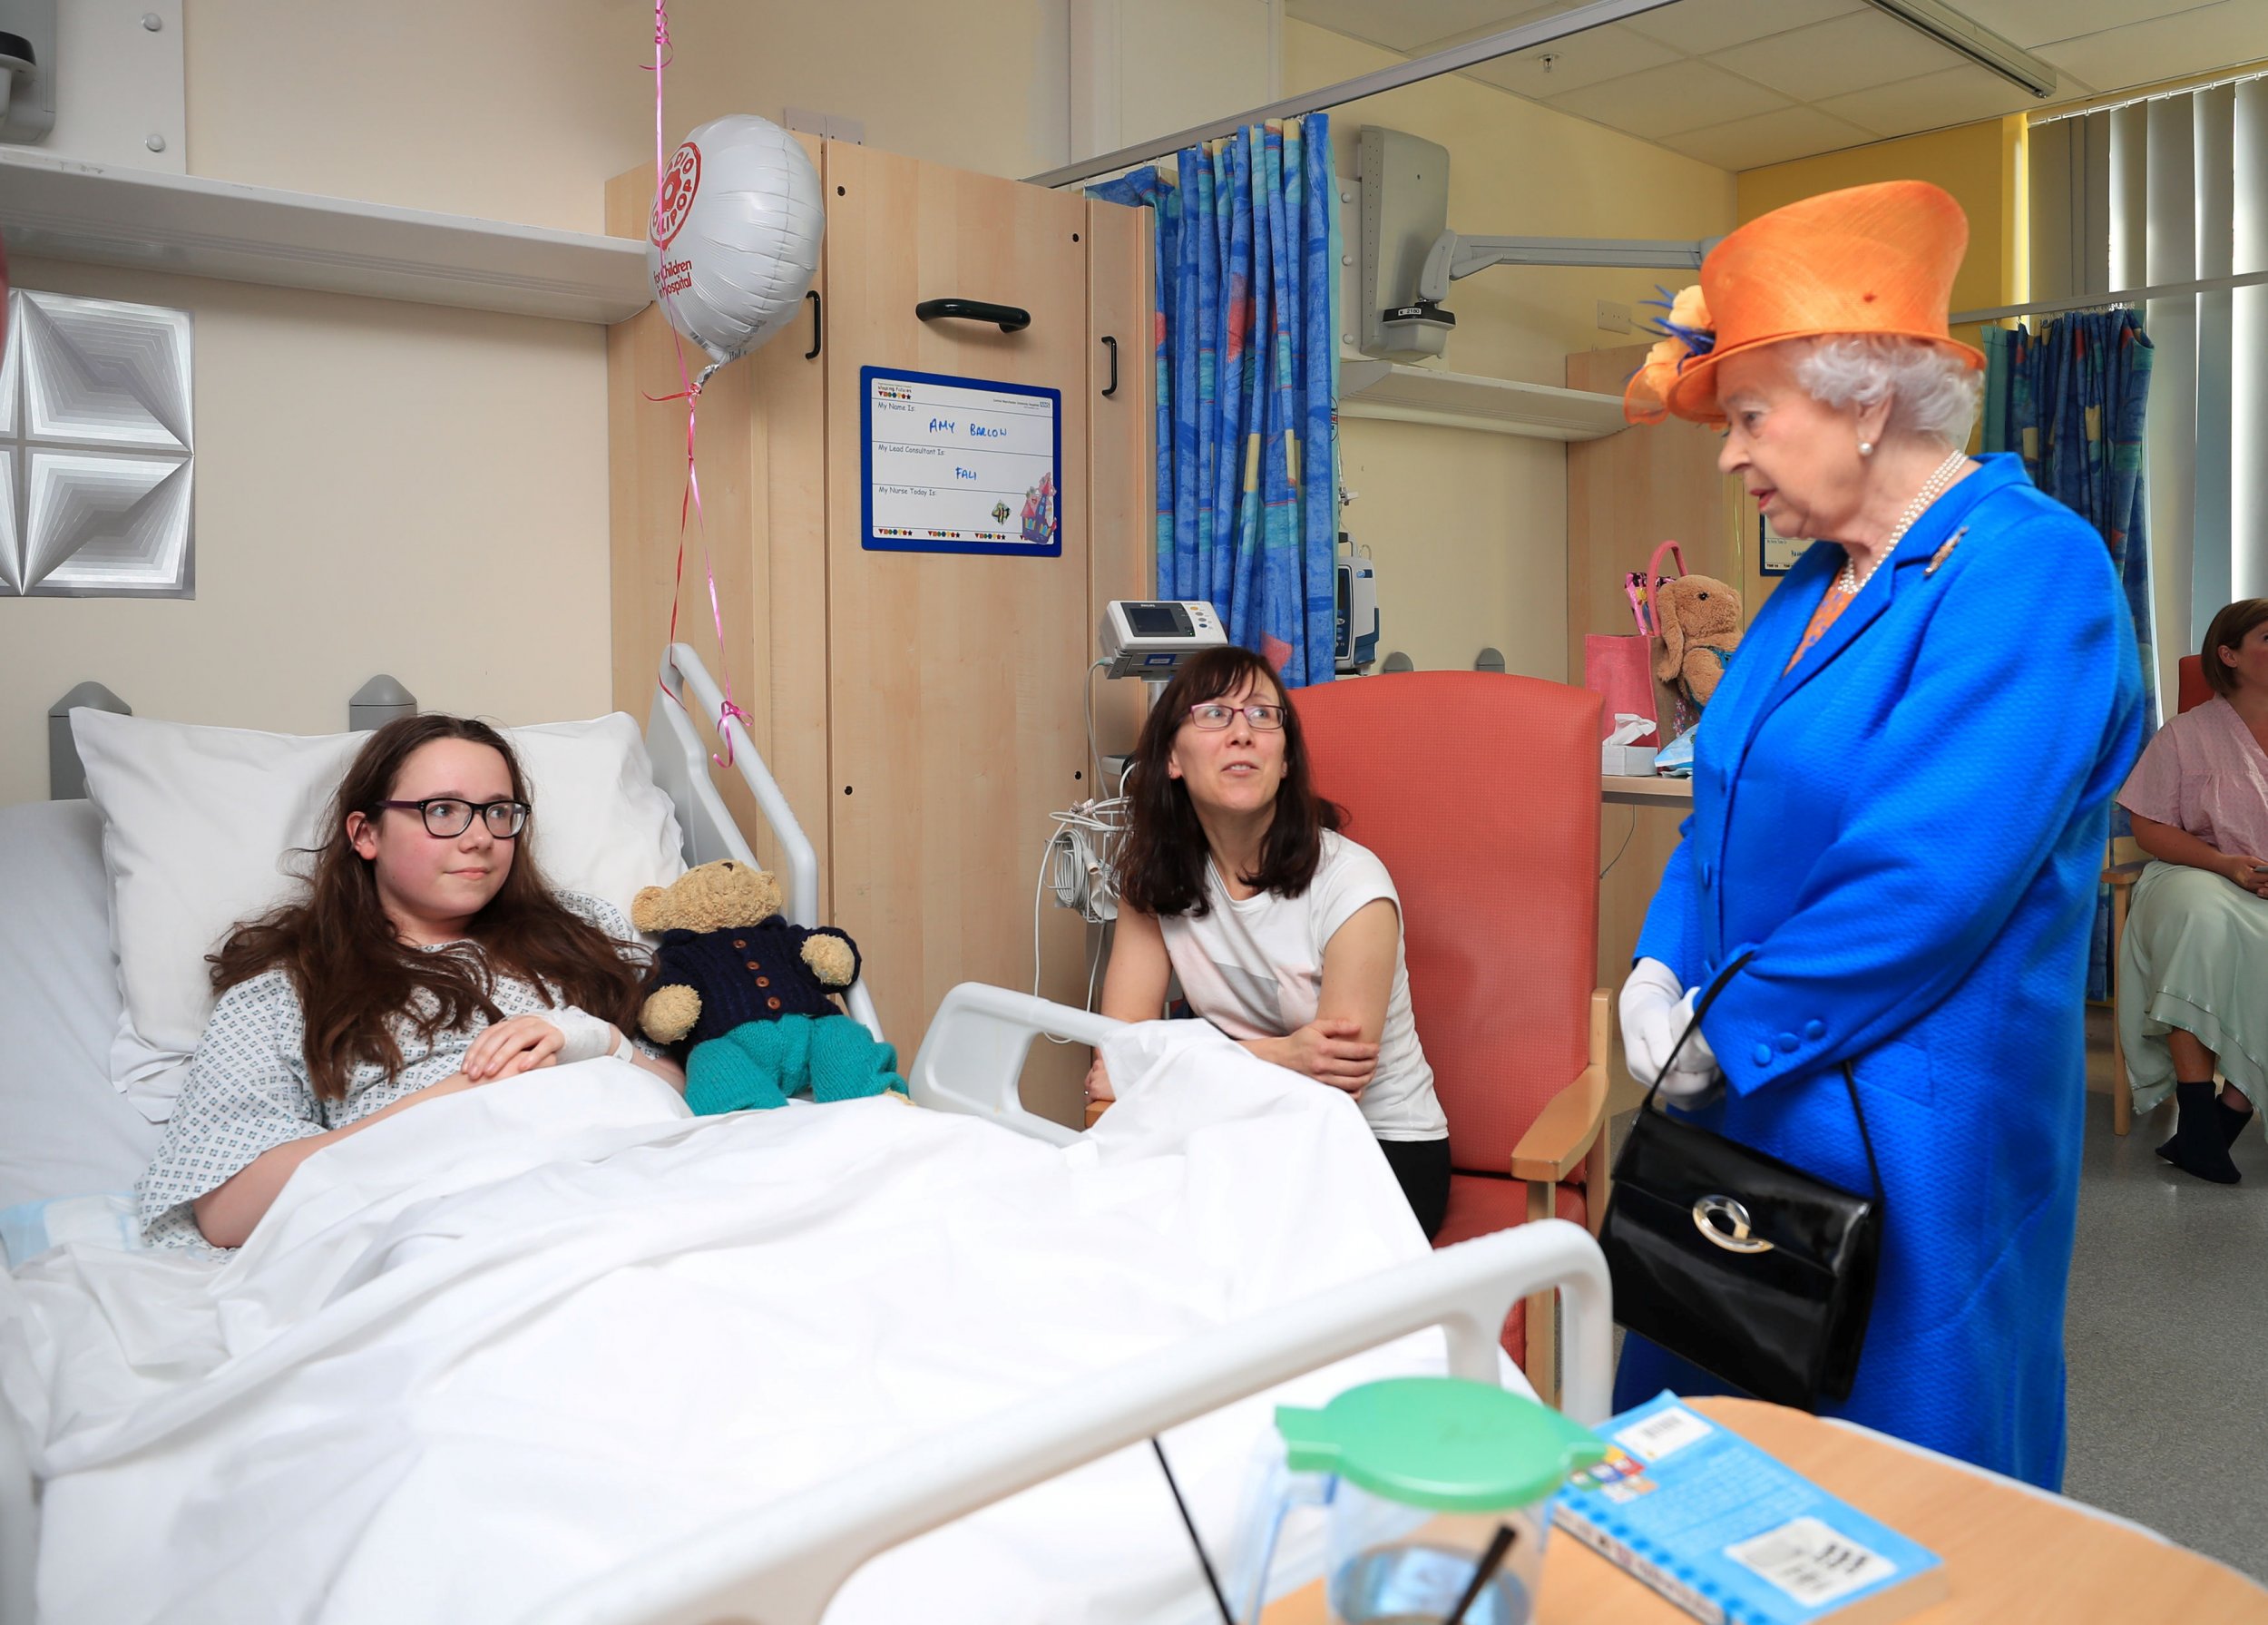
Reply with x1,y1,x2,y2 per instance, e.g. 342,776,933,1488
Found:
549,1004,631,1064
1619,959,1722,1105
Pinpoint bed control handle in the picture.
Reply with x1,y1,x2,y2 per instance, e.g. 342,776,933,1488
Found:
914,298,1031,334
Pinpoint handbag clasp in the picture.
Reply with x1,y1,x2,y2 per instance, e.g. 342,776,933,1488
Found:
1692,1194,1774,1254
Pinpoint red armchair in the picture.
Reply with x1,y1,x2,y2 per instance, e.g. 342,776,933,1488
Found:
1297,671,1608,1403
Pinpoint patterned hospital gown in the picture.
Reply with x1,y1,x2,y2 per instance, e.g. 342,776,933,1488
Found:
137,893,650,1250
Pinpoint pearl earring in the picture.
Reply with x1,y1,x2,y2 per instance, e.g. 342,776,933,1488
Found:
1858,441,1874,457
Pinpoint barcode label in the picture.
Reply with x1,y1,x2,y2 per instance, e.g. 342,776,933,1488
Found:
1613,1404,1714,1463
1725,1516,1898,1606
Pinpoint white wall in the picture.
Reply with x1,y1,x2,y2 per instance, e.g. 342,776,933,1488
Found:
1285,20,1737,679
0,0,1095,807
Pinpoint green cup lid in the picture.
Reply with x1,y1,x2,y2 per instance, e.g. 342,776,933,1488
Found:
1275,1377,1606,1513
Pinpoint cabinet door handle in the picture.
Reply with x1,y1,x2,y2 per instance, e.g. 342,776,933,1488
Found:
1100,334,1119,397
914,299,1031,334
805,289,822,360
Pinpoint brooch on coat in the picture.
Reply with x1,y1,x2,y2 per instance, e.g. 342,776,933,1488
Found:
1924,526,1968,578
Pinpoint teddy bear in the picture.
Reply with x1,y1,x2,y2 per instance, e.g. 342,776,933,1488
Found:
631,859,906,1115
1651,573,1743,711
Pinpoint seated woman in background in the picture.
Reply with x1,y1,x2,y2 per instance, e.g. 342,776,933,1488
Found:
137,714,684,1249
2118,599,2268,1184
1083,646,1452,1238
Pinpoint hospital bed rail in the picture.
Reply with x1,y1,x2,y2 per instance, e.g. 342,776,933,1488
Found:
543,1207,1613,1625
646,642,883,1044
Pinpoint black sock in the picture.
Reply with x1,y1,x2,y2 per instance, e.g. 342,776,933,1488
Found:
2157,1080,2242,1184
2218,1094,2256,1148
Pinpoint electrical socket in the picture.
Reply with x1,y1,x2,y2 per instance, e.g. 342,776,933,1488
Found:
1597,299,1632,334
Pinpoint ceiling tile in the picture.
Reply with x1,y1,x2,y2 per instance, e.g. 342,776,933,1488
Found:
1285,0,1549,54
1948,0,2219,50
1712,8,1979,102
2037,2,2268,93
1816,62,2045,135
1461,24,1684,97
1662,104,1879,168
1624,0,1863,56
1548,58,1794,138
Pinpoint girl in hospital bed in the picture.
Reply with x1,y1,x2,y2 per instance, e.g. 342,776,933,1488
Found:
134,715,684,1250
1085,646,1452,1238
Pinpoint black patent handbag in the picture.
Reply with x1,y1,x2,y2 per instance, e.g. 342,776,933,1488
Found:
1598,953,1884,1412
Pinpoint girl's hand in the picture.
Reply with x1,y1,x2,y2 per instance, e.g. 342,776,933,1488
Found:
1084,1052,1115,1104
1280,1018,1378,1095
462,1014,568,1081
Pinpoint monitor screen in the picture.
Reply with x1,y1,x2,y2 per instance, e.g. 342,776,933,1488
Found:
1125,602,1193,638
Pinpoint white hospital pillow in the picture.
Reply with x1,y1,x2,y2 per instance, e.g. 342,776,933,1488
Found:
72,709,685,1123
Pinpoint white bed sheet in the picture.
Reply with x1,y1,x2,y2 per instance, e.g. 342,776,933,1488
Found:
2,1020,1479,1625
0,800,159,1209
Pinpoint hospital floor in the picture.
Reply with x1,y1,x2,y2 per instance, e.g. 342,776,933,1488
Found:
1599,1006,2268,1584
2063,1005,2268,1582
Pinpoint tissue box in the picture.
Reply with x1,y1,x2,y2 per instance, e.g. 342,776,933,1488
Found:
1602,744,1658,777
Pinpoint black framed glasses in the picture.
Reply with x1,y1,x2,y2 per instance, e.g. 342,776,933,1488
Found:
1186,702,1286,732
375,798,530,839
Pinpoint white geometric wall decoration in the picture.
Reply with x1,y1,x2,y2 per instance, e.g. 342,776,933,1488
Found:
1,291,194,596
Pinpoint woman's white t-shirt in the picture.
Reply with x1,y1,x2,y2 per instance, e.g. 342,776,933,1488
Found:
1157,830,1448,1141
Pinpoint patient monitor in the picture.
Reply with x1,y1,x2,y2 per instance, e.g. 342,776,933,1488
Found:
1098,600,1227,680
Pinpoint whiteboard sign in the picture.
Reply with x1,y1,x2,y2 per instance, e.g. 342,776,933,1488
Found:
861,367,1062,557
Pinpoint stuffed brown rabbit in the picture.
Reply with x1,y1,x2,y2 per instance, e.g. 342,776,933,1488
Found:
1652,573,1743,710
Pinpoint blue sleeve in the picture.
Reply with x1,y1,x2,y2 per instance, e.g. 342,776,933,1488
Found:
1701,512,2144,1094
1634,814,1701,984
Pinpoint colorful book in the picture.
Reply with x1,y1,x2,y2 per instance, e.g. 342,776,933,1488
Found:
1549,1392,1949,1625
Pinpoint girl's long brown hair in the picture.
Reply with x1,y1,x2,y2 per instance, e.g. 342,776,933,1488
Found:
1113,645,1341,920
208,714,646,1100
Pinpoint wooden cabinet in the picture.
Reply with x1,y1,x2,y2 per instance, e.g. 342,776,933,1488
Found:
1564,343,1743,1111
608,142,1152,1126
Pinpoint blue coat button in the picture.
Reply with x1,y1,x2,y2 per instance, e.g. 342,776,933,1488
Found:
1752,1043,1773,1067
1776,1031,1799,1053
1700,859,1714,886
1804,1020,1825,1041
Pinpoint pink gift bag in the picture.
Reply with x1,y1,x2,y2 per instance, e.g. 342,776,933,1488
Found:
1582,541,1686,743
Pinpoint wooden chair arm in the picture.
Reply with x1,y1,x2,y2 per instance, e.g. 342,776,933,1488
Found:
1510,1063,1608,1183
1509,990,1613,1184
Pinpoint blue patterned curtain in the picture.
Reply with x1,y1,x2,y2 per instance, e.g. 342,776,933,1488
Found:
1983,311,2156,999
1089,115,1340,687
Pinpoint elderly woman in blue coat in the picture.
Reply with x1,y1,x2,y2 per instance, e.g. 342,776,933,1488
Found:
1613,181,2145,1489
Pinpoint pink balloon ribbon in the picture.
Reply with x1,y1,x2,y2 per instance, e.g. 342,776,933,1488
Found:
643,0,748,770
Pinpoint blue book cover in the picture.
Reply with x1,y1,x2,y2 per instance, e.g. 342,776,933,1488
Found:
1549,1392,1949,1625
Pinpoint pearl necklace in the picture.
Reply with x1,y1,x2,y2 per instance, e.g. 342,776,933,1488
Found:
1837,446,1971,595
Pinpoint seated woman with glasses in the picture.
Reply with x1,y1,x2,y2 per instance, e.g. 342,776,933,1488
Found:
1085,646,1452,1238
136,715,683,1250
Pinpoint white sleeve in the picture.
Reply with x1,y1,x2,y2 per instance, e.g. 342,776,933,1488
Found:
1310,838,1401,962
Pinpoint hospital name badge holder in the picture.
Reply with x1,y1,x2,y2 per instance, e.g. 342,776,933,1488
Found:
1223,1377,1605,1625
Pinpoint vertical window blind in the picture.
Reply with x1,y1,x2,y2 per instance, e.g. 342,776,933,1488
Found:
2028,75,2268,708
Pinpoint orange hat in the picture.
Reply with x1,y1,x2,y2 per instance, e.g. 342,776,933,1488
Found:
1624,180,1985,427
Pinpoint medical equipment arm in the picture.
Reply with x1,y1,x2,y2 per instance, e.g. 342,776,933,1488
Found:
538,1219,1614,1625
908,982,1120,1147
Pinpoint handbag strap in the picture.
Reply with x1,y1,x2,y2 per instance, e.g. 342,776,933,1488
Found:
1646,950,1886,1206
1647,538,1686,589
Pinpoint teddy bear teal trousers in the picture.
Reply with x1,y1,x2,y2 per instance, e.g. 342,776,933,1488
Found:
684,1013,905,1115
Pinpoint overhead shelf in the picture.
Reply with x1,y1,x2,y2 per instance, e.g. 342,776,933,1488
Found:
0,151,652,325
1339,359,1627,442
